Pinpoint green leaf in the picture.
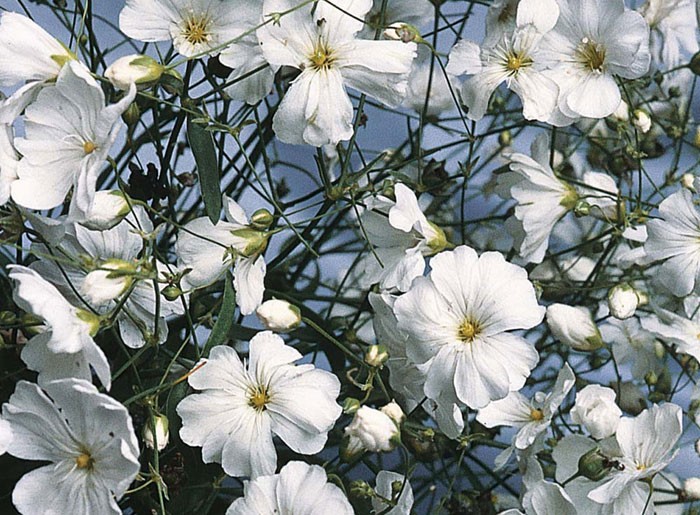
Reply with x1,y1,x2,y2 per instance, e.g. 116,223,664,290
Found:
201,274,236,357
187,115,221,223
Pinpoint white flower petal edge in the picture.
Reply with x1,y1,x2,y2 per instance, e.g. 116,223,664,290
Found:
226,461,353,514
2,379,139,515
177,331,342,478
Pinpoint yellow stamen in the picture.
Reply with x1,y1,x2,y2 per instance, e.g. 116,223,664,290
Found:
83,141,97,154
308,40,336,71
578,38,606,73
248,385,270,412
458,318,481,343
530,408,544,421
183,16,211,45
76,452,94,470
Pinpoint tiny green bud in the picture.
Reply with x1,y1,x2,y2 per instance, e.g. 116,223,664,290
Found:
343,397,361,415
577,447,611,482
162,285,183,302
365,344,389,368
250,208,274,230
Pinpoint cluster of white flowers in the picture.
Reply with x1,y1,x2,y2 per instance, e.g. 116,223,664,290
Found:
0,0,699,512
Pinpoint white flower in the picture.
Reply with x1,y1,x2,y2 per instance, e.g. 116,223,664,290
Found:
177,331,342,478
176,196,269,315
588,403,682,510
477,363,574,451
607,283,639,320
30,210,184,349
684,478,700,500
358,183,447,292
344,405,399,455
8,265,111,390
0,12,76,122
105,54,164,91
119,0,247,58
372,471,414,515
446,0,560,121
0,417,11,455
546,304,603,351
571,385,622,439
519,457,577,515
257,0,416,146
226,461,353,514
502,134,578,263
540,0,650,122
641,0,698,67
143,413,170,452
80,190,132,231
394,245,545,416
2,379,140,515
11,61,135,218
256,299,301,332
644,188,700,297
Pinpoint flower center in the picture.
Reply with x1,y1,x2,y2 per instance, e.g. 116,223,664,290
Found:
75,451,94,470
577,37,606,73
504,51,533,75
308,39,336,71
248,384,270,412
530,408,544,421
182,15,212,45
458,318,481,343
83,141,97,154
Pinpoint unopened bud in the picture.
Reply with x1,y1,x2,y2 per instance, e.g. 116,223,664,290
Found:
380,401,405,425
256,299,301,333
162,285,183,302
577,447,611,482
607,283,639,320
690,51,700,76
383,22,421,43
498,130,512,147
574,200,590,217
343,397,361,415
81,259,136,307
365,344,389,368
683,173,697,190
160,68,184,96
250,208,274,230
81,190,131,231
143,413,169,451
106,54,165,91
632,109,651,134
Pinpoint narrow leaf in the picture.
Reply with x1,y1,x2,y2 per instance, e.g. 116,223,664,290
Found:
202,273,236,357
187,115,221,223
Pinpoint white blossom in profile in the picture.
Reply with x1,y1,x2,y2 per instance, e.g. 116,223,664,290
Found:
644,188,700,297
358,183,448,292
501,134,578,264
8,265,111,390
120,0,248,58
257,0,416,146
640,0,698,67
546,304,603,352
177,331,342,478
226,461,353,514
393,245,544,425
176,195,270,315
477,363,574,453
539,0,650,123
10,61,135,219
2,379,140,514
372,471,414,515
640,295,700,363
0,11,77,122
446,0,560,121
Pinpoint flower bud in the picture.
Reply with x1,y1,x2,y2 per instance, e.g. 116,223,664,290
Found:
75,309,102,337
611,100,629,122
81,259,136,307
343,397,361,415
250,208,274,230
383,22,421,43
607,283,639,320
160,68,184,96
255,299,301,333
344,406,400,457
576,447,611,482
81,190,131,231
365,344,389,368
143,413,170,451
105,54,165,91
684,478,700,500
570,385,621,439
690,51,700,76
632,109,651,133
546,304,603,351
380,401,405,425
229,228,269,258
162,285,183,302
683,173,697,190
